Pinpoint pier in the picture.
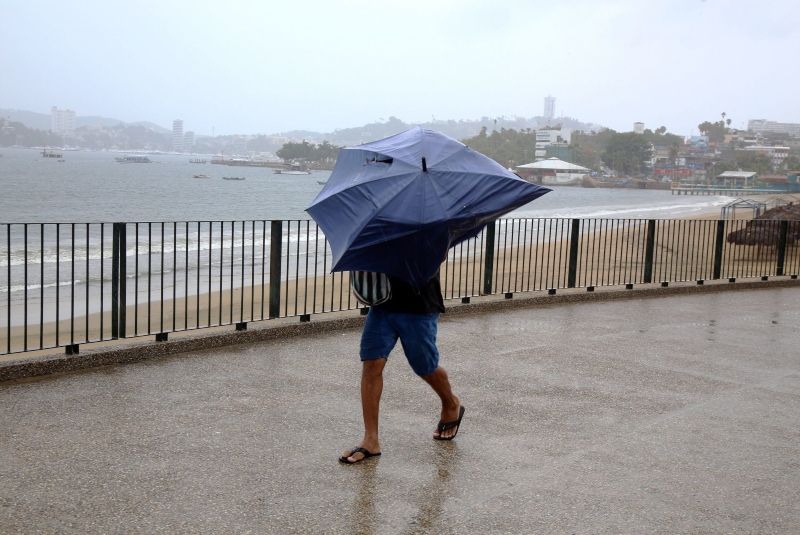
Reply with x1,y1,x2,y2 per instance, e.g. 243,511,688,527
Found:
672,186,783,195
210,157,283,168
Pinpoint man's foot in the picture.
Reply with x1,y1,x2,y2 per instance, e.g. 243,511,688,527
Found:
339,444,381,464
433,396,464,440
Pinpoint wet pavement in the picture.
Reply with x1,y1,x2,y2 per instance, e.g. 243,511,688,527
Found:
1,286,799,534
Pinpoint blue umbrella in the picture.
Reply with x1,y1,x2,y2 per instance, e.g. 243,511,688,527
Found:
306,127,551,288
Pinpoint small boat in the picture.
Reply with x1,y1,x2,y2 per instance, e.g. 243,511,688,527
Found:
222,176,246,181
115,155,152,163
317,180,328,185
193,174,211,179
58,159,66,162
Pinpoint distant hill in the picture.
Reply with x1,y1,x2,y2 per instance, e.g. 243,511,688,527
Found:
130,121,171,135
0,108,169,133
281,115,606,147
0,109,51,130
77,116,125,128
1,107,605,145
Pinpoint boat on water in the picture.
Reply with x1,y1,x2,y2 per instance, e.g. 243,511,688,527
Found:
58,159,66,162
222,176,246,181
193,174,212,179
274,163,311,175
317,180,327,185
115,155,152,163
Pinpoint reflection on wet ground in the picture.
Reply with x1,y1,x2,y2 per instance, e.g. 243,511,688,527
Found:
1,287,799,533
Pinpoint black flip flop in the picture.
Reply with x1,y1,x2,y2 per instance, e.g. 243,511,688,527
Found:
434,405,465,441
339,447,381,464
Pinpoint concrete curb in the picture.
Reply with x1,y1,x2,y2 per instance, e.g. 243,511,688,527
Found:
2,278,799,383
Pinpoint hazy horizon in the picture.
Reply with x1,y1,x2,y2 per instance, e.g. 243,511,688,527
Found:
2,0,798,138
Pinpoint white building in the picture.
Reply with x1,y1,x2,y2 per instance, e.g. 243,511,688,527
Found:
747,119,800,138
744,145,790,169
172,120,184,152
50,106,76,138
543,96,556,121
634,122,644,134
533,129,573,160
232,136,248,155
183,131,195,151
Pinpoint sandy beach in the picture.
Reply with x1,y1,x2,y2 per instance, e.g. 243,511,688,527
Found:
4,193,797,358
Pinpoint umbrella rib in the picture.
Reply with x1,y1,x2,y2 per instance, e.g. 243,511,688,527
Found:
347,173,425,246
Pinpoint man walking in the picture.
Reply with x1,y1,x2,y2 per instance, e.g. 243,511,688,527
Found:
340,272,465,464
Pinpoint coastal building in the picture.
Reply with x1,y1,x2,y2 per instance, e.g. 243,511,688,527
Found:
744,145,790,170
543,96,555,121
173,120,184,153
232,136,248,155
184,131,195,151
634,122,644,134
50,106,76,139
747,119,800,138
534,129,573,159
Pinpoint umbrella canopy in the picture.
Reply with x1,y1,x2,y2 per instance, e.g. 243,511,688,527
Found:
306,127,551,288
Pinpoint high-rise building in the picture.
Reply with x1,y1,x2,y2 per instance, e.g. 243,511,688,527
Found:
634,122,644,134
173,120,184,152
184,131,195,151
232,136,248,155
50,106,76,138
543,96,556,121
747,119,800,137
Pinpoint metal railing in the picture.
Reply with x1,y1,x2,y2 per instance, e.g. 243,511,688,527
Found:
2,218,798,356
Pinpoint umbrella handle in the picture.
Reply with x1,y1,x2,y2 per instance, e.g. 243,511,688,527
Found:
422,157,427,172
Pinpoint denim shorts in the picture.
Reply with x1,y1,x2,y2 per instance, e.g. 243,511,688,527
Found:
360,307,440,376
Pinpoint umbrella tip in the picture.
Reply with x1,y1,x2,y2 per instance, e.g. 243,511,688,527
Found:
422,157,427,172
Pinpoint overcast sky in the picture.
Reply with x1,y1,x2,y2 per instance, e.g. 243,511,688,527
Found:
2,0,798,137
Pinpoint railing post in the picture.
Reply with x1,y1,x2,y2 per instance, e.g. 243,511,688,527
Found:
482,221,496,296
567,218,580,288
111,223,127,339
712,219,726,280
643,219,656,283
119,224,127,338
269,220,283,319
776,220,789,276
111,223,120,339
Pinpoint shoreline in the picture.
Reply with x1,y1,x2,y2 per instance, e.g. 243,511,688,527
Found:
2,195,794,358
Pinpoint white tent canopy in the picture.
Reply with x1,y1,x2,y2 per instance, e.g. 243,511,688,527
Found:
516,157,590,172
717,171,756,179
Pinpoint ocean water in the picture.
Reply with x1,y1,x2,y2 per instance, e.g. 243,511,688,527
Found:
0,147,735,223
0,148,737,314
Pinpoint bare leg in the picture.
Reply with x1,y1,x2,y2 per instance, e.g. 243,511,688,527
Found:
420,366,461,439
342,358,386,462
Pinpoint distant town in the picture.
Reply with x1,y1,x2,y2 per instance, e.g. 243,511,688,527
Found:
2,99,799,190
